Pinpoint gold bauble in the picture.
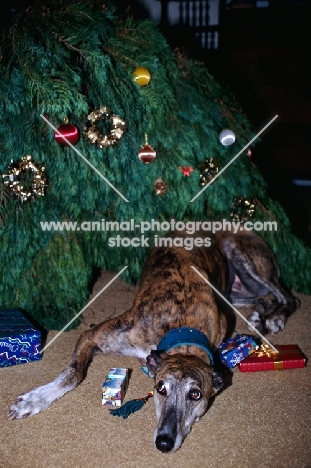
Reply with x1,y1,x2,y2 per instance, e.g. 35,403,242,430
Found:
133,67,151,86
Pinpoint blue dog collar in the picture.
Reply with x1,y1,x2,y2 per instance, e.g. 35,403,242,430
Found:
157,327,214,365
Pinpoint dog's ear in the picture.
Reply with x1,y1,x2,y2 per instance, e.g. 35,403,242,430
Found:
146,350,167,378
211,370,225,396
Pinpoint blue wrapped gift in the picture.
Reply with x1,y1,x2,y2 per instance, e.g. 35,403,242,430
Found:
0,309,42,367
218,334,258,368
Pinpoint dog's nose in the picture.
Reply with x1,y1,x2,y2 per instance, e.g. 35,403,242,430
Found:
155,435,175,453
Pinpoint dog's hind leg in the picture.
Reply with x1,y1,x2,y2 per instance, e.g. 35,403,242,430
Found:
222,232,300,334
9,312,140,420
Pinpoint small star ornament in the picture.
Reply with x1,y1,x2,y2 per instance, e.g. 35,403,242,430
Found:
179,166,194,176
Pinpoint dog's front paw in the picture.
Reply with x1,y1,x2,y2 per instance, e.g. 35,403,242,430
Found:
9,391,45,420
9,370,77,420
9,379,62,420
265,314,286,335
247,311,263,332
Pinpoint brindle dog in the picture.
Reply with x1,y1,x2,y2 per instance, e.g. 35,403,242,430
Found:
9,230,299,453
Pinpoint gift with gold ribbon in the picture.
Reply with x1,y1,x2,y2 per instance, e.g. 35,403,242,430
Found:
238,344,306,373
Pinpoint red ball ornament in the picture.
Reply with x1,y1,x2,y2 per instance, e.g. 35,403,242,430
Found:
54,122,80,147
138,134,156,164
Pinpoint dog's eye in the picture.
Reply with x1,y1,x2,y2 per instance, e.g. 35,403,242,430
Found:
155,380,167,396
188,389,202,401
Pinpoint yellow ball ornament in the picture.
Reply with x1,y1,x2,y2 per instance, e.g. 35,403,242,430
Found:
133,67,151,86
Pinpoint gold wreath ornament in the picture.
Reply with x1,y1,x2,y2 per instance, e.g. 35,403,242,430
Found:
2,155,47,202
230,197,255,223
83,107,126,148
198,158,219,186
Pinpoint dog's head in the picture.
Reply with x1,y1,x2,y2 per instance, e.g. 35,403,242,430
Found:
146,350,225,453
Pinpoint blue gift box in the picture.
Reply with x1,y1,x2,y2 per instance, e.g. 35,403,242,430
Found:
218,334,258,368
0,309,42,367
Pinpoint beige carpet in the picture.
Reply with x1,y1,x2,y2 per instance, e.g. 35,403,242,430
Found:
1,271,311,468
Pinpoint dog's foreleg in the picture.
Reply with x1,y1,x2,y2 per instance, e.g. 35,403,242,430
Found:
9,313,140,420
9,327,98,420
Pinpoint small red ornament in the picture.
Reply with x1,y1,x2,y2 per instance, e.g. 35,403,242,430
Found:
138,134,156,164
180,166,194,176
54,120,80,147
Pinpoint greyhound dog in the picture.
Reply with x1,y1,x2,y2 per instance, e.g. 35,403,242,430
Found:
9,230,299,453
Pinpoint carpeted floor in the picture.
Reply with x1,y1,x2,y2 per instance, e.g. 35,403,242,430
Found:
1,271,311,468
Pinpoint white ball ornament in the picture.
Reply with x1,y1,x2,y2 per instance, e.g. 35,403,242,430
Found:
219,129,236,146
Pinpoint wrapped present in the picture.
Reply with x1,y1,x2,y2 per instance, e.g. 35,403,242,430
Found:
102,368,129,407
218,334,258,368
238,344,307,372
0,309,42,367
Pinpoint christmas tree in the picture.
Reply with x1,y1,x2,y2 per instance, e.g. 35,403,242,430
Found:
0,0,310,330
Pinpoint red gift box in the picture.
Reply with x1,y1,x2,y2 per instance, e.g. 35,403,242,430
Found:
238,344,307,372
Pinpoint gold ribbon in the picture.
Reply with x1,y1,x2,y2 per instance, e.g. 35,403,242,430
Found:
254,344,278,358
253,344,301,370
253,344,283,369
